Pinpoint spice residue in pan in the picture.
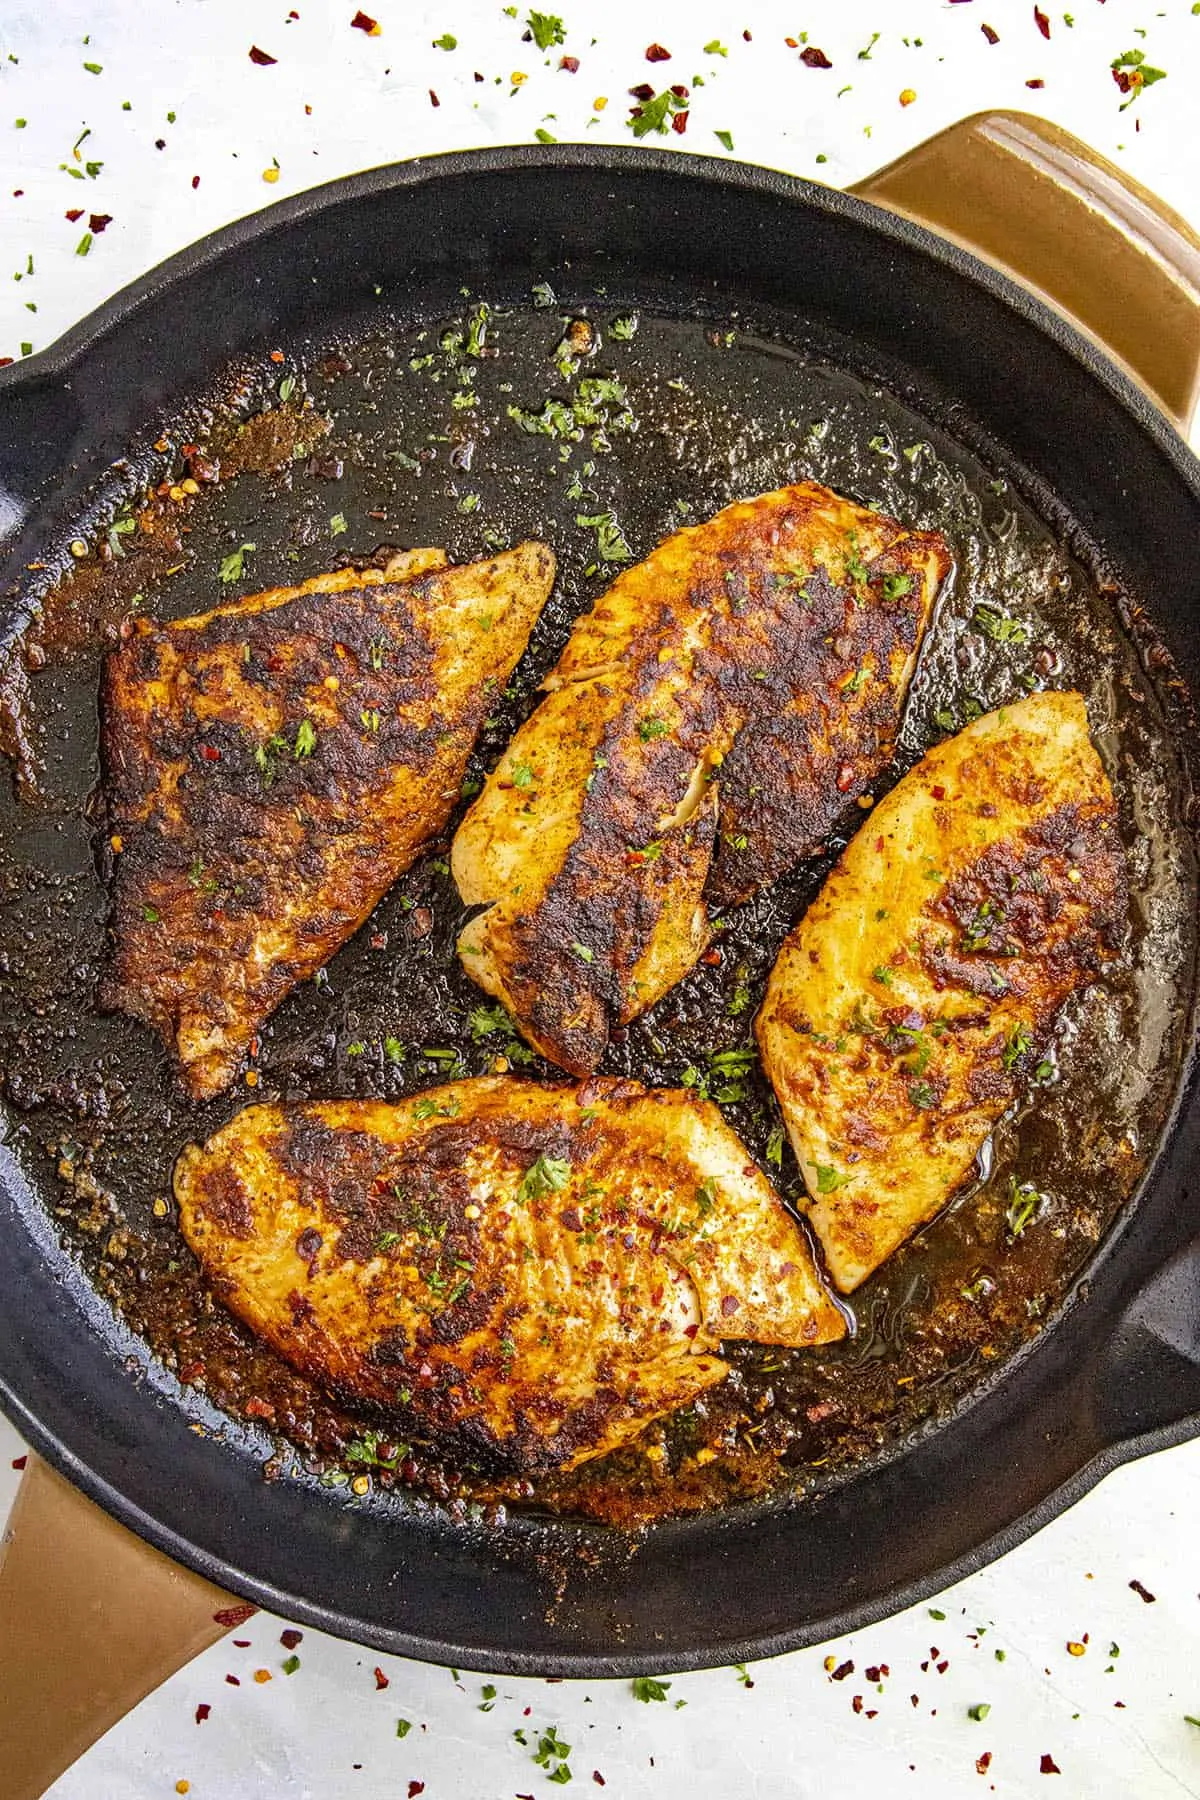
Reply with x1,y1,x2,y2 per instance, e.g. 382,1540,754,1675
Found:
0,297,1193,1527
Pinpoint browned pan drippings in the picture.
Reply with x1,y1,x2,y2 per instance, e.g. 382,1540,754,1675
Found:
0,299,1193,1527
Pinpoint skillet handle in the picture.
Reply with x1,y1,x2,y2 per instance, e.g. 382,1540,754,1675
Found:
0,1457,240,1799
1092,1238,1200,1448
850,109,1200,434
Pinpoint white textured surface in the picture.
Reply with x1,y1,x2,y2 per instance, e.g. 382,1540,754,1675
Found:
2,1,1199,1795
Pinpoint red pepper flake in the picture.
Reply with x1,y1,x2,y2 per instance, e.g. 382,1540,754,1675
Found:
429,89,440,107
866,1710,878,1720
836,761,856,793
830,1660,854,1681
351,10,380,33
244,1395,275,1420
1040,1754,1061,1775
408,1785,425,1798
785,36,798,47
248,46,278,65
213,1603,257,1628
11,1454,27,1470
800,46,833,68
192,176,200,190
852,1694,864,1713
629,82,655,101
559,54,579,72
280,1629,303,1649
89,214,112,233
195,1704,211,1724
374,1666,390,1690
225,1675,240,1687
936,1660,949,1674
1034,6,1050,37
931,784,946,801
911,1694,920,1707
982,23,1000,43
593,1777,606,1788
232,1639,252,1649
65,207,85,222
1129,1578,1156,1603
646,43,671,62
700,947,722,966
669,83,689,98
976,1752,992,1775
1026,77,1045,88
865,1665,883,1683
199,744,222,762
670,110,689,133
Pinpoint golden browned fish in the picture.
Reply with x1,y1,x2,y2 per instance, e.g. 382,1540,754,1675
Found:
452,482,950,1074
174,1076,846,1471
100,544,555,1100
756,692,1127,1293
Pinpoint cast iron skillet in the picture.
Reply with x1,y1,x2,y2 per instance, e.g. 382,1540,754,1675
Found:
1,136,1199,1684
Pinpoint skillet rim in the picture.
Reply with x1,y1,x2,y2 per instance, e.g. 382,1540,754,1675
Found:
0,142,1198,1674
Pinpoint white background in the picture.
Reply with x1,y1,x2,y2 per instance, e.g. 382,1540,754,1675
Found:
2,2,1199,1795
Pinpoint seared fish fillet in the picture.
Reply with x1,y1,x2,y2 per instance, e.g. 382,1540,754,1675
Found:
453,482,949,1074
174,1076,845,1471
756,691,1127,1293
100,544,555,1100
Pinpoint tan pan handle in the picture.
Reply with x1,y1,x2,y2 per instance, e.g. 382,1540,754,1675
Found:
0,1457,241,1800
851,109,1200,434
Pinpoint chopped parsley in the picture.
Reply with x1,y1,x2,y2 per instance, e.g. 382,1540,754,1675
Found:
576,509,632,562
714,128,734,151
609,313,639,340
704,39,728,56
882,572,914,600
432,32,457,49
526,11,565,50
277,373,296,402
396,1719,413,1738
1005,1175,1042,1239
511,758,535,788
908,1080,936,1111
1002,1022,1033,1071
972,603,1029,645
219,542,256,584
294,717,317,758
637,715,669,741
572,940,594,963
632,1676,672,1702
765,1123,785,1167
629,90,686,137
967,1702,991,1722
813,1163,851,1194
519,1152,571,1202
330,512,348,536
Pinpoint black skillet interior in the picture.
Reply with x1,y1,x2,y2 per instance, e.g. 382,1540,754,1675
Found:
0,148,1199,1673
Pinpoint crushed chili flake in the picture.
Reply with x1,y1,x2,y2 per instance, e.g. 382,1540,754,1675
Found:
225,1675,240,1686
629,82,655,101
232,1639,252,1649
374,1666,390,1689
1034,6,1050,37
830,1659,854,1681
65,207,84,222
88,213,112,233
213,1603,256,1628
559,54,579,72
248,45,278,65
1040,1754,1061,1775
351,10,380,33
671,110,689,134
646,44,671,62
195,1704,211,1724
800,46,833,69
1129,1579,1156,1603
977,1752,993,1775
982,23,1000,42
1026,77,1045,88
408,1785,425,1798
429,89,440,107
852,1694,864,1713
11,1454,27,1470
593,1776,606,1788
192,175,200,189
